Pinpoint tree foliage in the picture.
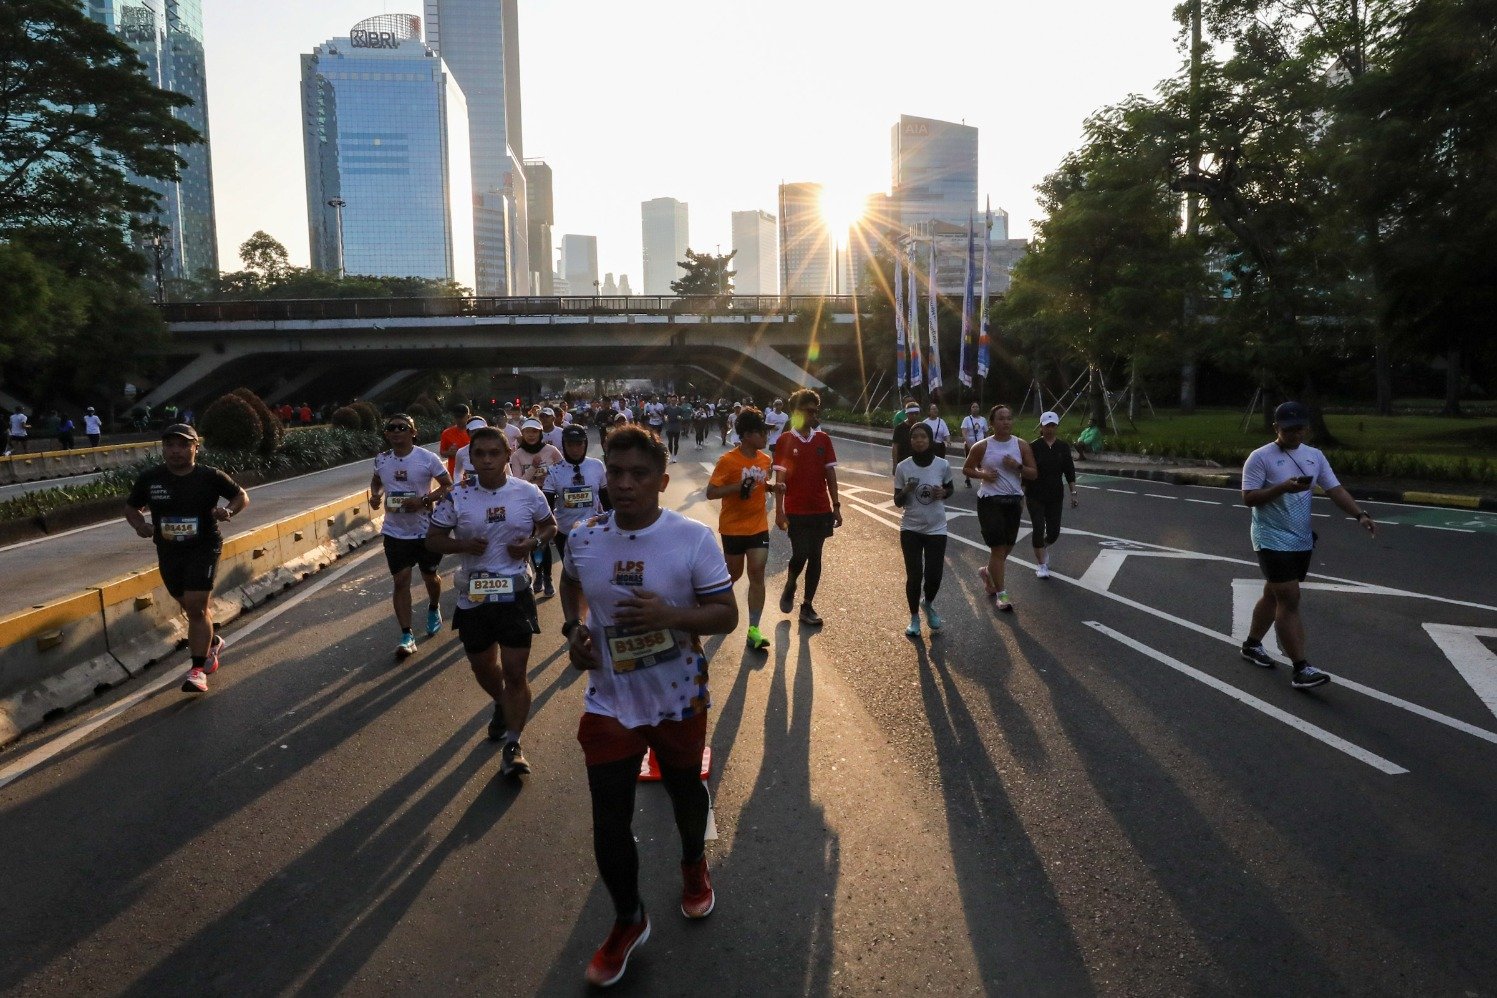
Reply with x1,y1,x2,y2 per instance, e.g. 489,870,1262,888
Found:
669,248,736,301
173,232,473,300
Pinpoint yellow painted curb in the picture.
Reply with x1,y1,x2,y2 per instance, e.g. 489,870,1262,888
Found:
1402,491,1480,509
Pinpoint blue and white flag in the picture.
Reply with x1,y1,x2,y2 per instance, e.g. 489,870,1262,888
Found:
959,215,976,387
906,247,923,388
927,240,942,393
977,201,993,379
894,251,908,387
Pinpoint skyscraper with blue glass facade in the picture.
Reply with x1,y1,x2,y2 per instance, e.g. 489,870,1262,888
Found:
85,0,219,281
891,114,978,231
300,15,476,289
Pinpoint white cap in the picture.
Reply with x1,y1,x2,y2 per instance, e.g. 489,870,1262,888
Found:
465,416,487,432
540,407,555,417
520,418,543,431
1040,410,1060,426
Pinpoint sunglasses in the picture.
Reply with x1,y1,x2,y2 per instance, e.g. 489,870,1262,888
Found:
384,424,412,433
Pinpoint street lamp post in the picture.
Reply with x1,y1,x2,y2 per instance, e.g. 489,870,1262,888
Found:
327,198,347,278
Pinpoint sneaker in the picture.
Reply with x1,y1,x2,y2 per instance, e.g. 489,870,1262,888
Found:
205,634,225,675
905,616,921,637
501,740,531,777
585,912,651,988
425,605,442,636
487,701,506,741
1241,642,1276,668
1036,563,1050,579
532,575,545,595
1291,664,1331,689
995,591,1014,613
978,566,995,596
779,586,795,614
542,578,555,598
746,625,770,651
965,478,972,488
396,633,417,659
923,602,944,631
681,857,715,918
799,604,823,626
180,667,208,694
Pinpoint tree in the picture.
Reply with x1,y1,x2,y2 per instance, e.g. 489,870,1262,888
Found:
670,248,736,302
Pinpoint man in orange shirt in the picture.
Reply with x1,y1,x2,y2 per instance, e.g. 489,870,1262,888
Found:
706,407,779,651
439,403,472,478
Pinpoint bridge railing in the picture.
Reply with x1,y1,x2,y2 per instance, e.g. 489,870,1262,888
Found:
159,295,862,324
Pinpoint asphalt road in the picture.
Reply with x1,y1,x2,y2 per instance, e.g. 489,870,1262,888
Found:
1,431,1494,996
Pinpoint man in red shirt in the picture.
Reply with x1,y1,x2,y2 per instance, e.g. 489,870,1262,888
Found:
772,388,841,626
439,403,472,478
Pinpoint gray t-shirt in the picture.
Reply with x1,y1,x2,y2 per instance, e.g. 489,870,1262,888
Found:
894,456,952,535
1242,441,1339,552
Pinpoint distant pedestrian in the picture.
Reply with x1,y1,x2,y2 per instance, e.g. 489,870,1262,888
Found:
922,403,951,459
1026,411,1077,579
963,404,1037,613
7,407,30,454
83,407,103,447
890,402,921,474
56,414,76,450
894,422,953,637
960,403,988,488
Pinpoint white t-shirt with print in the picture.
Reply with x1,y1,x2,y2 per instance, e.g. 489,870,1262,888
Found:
961,415,989,445
1242,441,1339,552
923,417,951,445
373,447,448,540
894,456,952,535
763,408,789,446
84,414,103,435
429,476,554,610
542,456,608,534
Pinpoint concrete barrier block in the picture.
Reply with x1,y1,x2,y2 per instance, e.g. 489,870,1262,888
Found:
0,590,125,745
97,569,188,674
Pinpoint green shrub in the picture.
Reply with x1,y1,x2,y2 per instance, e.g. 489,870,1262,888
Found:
199,393,263,452
232,387,283,454
351,400,381,433
331,405,362,430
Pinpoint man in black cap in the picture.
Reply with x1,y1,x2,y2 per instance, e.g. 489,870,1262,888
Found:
1239,401,1377,689
124,424,249,693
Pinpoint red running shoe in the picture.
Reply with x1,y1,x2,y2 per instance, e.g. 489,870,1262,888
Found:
585,911,650,988
681,857,715,918
205,634,225,675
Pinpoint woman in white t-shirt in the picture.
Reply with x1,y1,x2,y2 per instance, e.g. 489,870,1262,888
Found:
894,422,954,637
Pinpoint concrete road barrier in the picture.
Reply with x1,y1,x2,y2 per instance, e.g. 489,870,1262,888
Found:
0,490,379,747
0,441,160,486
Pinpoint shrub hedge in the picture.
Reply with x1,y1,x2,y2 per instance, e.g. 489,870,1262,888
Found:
199,393,262,453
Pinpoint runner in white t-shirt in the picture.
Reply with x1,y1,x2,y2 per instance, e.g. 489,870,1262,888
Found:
959,403,988,488
543,424,609,573
427,427,557,777
763,400,789,455
560,425,737,989
368,414,452,658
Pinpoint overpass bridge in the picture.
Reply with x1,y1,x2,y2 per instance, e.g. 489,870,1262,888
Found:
150,295,867,409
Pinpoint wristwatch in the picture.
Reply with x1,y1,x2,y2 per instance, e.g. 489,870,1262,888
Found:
561,618,581,638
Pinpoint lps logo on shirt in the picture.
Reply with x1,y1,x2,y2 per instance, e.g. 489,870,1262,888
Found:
612,560,645,587
486,506,506,523
394,468,408,482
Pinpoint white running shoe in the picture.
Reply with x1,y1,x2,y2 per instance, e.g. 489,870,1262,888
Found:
1036,563,1050,579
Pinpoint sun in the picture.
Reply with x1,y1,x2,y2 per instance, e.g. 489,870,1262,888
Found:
819,187,866,240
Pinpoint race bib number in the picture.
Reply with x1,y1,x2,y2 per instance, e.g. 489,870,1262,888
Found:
604,626,682,674
467,572,519,603
159,516,198,541
386,491,418,512
562,486,594,509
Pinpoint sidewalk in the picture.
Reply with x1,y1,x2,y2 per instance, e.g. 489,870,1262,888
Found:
821,421,1497,512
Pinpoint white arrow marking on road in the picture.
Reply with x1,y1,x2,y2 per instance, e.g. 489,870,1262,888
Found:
1078,550,1211,593
1230,579,1405,659
1423,624,1497,724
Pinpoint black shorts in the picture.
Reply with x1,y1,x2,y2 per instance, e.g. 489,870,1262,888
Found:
977,495,1024,548
383,535,441,576
722,531,770,556
786,512,835,543
452,595,539,652
158,542,222,599
1256,548,1312,584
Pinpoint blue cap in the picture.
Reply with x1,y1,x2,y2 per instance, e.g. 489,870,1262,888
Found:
1274,401,1310,428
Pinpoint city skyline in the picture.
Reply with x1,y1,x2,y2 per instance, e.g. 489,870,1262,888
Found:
202,0,1184,283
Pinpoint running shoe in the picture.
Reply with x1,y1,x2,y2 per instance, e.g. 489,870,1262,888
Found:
978,566,995,596
542,578,555,598
1036,563,1050,579
905,616,921,637
923,602,944,631
487,701,507,741
1291,664,1331,689
532,575,545,595
180,667,208,694
585,911,651,988
205,634,225,675
779,586,795,614
396,633,417,659
995,591,1014,613
965,477,972,488
1240,641,1276,668
425,605,442,636
681,857,715,918
746,625,770,651
799,604,823,626
501,740,531,777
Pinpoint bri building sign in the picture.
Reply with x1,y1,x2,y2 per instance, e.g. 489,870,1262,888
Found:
349,13,421,49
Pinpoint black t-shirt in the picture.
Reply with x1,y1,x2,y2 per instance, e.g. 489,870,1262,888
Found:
127,464,242,548
891,421,914,473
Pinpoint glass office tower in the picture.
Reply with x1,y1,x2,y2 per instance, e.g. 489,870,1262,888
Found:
85,0,219,280
641,197,689,295
731,209,778,295
891,114,979,230
777,182,833,295
301,15,476,288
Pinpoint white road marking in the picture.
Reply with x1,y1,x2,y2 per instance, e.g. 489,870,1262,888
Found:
1145,494,1178,500
1085,622,1408,775
1423,624,1497,724
1184,498,1220,505
1107,489,1135,495
1077,484,1102,490
1312,513,1331,518
1078,549,1207,593
0,545,384,792
1414,524,1475,534
699,462,716,474
837,466,889,478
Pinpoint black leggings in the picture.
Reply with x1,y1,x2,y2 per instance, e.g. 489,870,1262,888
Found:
666,430,681,456
694,421,707,445
1027,494,1064,548
786,518,830,605
588,754,709,918
900,531,947,613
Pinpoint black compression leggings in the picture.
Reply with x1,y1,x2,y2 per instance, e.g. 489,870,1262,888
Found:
787,530,827,605
1027,495,1064,548
900,531,947,613
588,754,709,918
667,430,681,456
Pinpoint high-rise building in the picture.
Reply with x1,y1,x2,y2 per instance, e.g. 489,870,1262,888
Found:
87,0,218,281
523,159,553,294
891,114,978,231
777,182,833,296
424,0,528,293
730,210,778,296
301,15,475,287
847,192,901,295
641,197,690,295
617,274,633,296
560,234,598,296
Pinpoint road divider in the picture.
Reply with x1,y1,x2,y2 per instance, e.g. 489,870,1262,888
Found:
0,441,160,485
0,490,381,747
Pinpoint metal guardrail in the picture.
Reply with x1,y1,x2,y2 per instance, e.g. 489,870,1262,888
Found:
160,295,863,324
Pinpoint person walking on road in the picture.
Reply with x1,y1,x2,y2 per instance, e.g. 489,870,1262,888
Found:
55,413,76,450
960,402,988,488
543,424,609,582
922,402,951,459
7,407,30,455
895,422,954,637
439,404,472,479
963,405,1036,612
707,407,780,651
662,394,686,462
559,426,738,989
1239,401,1377,689
369,414,452,659
773,388,841,627
1026,410,1078,579
83,407,103,447
124,424,249,694
511,418,563,596
426,427,555,777
890,402,922,474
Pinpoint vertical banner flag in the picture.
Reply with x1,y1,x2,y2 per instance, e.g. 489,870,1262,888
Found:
977,200,993,378
927,239,942,392
959,214,977,387
907,245,923,388
894,251,908,387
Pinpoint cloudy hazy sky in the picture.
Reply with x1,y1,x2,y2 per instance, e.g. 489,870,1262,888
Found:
204,0,1186,280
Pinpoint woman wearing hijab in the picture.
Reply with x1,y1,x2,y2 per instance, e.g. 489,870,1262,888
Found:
894,421,954,637
511,418,563,595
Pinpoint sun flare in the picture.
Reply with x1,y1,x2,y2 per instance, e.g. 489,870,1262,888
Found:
819,188,866,239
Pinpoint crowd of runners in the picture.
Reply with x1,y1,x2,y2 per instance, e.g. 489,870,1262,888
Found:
119,388,1375,987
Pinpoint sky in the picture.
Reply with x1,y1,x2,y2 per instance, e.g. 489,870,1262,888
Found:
203,0,1187,281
